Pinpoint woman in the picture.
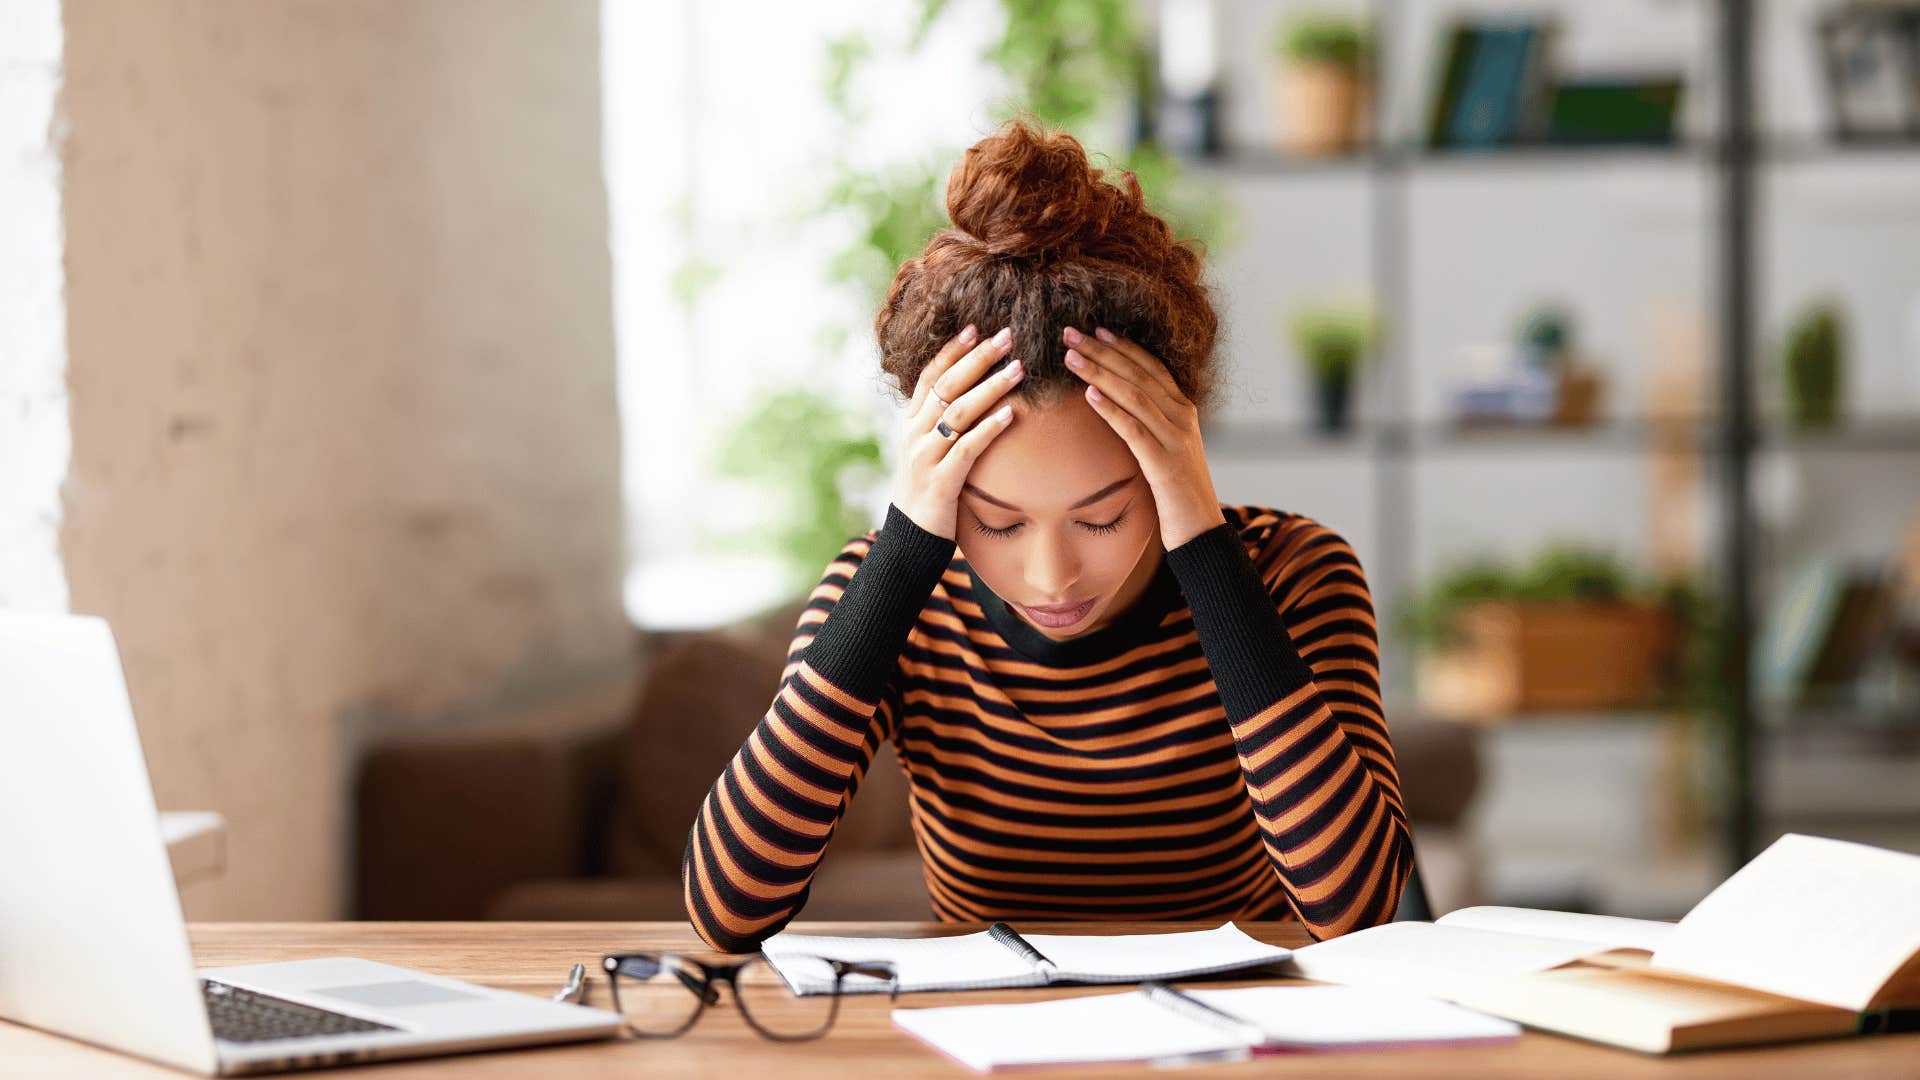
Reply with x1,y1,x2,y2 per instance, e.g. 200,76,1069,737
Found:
684,120,1410,953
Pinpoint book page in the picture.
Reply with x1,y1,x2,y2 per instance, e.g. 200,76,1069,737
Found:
1183,985,1521,1048
1024,923,1291,981
1651,833,1920,1011
892,992,1244,1071
1438,906,1675,952
1285,922,1610,997
760,929,1035,994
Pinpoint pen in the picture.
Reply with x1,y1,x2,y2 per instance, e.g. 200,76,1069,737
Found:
1139,981,1267,1046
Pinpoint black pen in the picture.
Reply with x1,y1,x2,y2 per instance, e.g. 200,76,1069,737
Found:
987,922,1059,981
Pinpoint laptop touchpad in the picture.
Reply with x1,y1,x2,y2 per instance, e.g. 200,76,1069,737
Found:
319,980,483,1009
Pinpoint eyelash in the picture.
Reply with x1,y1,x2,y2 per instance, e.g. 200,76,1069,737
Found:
971,511,1129,539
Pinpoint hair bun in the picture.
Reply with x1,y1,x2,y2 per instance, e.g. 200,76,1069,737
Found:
944,121,1133,260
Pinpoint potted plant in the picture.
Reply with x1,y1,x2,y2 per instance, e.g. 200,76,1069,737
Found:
1290,301,1376,434
1270,12,1373,156
1783,302,1844,428
1400,545,1694,722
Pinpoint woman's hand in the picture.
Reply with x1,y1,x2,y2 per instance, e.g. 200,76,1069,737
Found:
891,324,1025,539
1063,326,1226,549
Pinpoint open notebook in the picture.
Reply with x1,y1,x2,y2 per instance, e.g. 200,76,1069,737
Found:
759,922,1291,996
1283,834,1920,1053
891,984,1520,1072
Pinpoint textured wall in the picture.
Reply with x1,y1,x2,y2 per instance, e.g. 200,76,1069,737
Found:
58,0,630,919
0,0,70,612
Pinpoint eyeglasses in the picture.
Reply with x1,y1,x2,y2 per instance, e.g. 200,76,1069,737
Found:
598,952,898,1041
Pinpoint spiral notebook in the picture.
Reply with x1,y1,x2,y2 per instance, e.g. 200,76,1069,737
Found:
759,922,1292,996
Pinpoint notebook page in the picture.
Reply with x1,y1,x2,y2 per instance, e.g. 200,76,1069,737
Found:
891,992,1243,1071
760,930,1035,995
1285,922,1609,996
1438,906,1675,952
1183,985,1521,1048
1022,923,1292,981
1651,833,1920,1011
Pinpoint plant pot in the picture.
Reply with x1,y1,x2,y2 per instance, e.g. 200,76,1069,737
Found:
1311,371,1353,433
1786,352,1841,428
1418,600,1679,722
1273,62,1365,156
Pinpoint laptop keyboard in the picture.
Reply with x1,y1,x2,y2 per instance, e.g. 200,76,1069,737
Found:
203,980,399,1044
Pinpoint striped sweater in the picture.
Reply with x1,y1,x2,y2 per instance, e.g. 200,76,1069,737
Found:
683,503,1412,952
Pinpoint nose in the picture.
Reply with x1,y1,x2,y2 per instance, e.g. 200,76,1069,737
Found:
1023,527,1081,602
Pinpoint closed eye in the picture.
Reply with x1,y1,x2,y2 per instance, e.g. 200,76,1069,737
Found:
970,509,1129,539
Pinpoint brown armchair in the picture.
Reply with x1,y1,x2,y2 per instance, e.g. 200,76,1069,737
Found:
356,603,1483,921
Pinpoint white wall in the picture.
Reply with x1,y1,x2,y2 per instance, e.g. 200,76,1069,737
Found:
0,0,70,613
57,0,632,919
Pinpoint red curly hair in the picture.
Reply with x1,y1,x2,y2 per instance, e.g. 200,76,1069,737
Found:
875,120,1219,412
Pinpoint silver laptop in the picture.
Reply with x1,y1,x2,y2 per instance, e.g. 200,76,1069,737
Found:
0,611,624,1074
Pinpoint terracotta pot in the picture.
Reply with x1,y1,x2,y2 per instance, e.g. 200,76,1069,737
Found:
1274,61,1365,156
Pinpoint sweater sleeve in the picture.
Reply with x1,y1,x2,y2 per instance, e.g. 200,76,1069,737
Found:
1163,513,1412,940
682,504,955,952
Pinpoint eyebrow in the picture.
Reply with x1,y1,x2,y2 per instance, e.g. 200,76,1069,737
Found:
962,474,1136,513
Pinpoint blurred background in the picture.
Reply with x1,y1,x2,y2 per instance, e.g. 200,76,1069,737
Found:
4,0,1917,926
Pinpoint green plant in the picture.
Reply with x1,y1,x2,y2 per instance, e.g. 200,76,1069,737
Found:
1518,304,1573,369
1273,13,1372,68
1397,544,1732,717
712,389,885,589
1784,302,1843,428
1290,302,1377,380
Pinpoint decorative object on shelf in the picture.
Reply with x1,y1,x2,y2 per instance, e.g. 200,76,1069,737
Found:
1450,303,1608,428
1782,301,1846,428
1425,19,1557,150
1156,0,1222,157
1269,10,1373,157
1817,3,1920,142
1401,546,1695,723
1544,76,1684,146
1755,556,1901,719
1289,300,1376,434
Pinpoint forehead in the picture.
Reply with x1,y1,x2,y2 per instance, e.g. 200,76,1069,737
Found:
966,395,1136,510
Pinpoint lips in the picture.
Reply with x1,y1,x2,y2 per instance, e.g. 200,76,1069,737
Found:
1020,596,1098,629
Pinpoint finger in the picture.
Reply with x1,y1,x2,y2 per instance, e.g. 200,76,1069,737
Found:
1065,346,1177,433
911,324,980,413
938,357,1024,435
930,403,1016,484
927,325,1015,419
1068,325,1183,399
1083,381,1170,454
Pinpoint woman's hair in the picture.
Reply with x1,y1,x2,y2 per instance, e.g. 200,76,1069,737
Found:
875,119,1220,412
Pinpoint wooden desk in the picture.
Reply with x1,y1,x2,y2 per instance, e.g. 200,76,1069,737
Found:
3,922,1916,1077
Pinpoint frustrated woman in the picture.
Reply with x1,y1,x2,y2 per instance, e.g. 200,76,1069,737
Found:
684,119,1410,952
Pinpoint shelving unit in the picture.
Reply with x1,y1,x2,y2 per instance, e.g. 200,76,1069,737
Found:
1173,0,1920,883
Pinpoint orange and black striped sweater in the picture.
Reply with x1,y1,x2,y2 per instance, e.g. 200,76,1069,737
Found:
683,502,1411,952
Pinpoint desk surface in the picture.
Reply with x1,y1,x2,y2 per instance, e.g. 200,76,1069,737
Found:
3,921,1916,1078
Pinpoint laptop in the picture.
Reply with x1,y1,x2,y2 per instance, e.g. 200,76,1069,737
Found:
0,611,625,1074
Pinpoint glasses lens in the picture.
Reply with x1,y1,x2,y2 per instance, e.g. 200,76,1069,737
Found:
606,954,708,1035
732,956,841,1040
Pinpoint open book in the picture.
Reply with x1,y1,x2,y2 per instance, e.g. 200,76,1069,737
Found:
1284,834,1920,1053
891,984,1520,1072
759,922,1291,996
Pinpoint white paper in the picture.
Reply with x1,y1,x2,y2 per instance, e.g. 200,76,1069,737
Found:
892,992,1241,1072
1285,921,1608,995
1183,985,1521,1047
1437,906,1675,953
1651,833,1920,1011
1023,922,1292,981
761,929,1032,994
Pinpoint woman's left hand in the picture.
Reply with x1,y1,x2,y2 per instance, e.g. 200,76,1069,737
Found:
1063,326,1227,550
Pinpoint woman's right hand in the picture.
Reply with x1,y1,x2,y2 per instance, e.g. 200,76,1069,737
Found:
891,324,1025,540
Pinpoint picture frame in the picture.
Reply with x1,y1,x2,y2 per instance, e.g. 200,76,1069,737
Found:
1426,20,1558,150
1817,5,1920,141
